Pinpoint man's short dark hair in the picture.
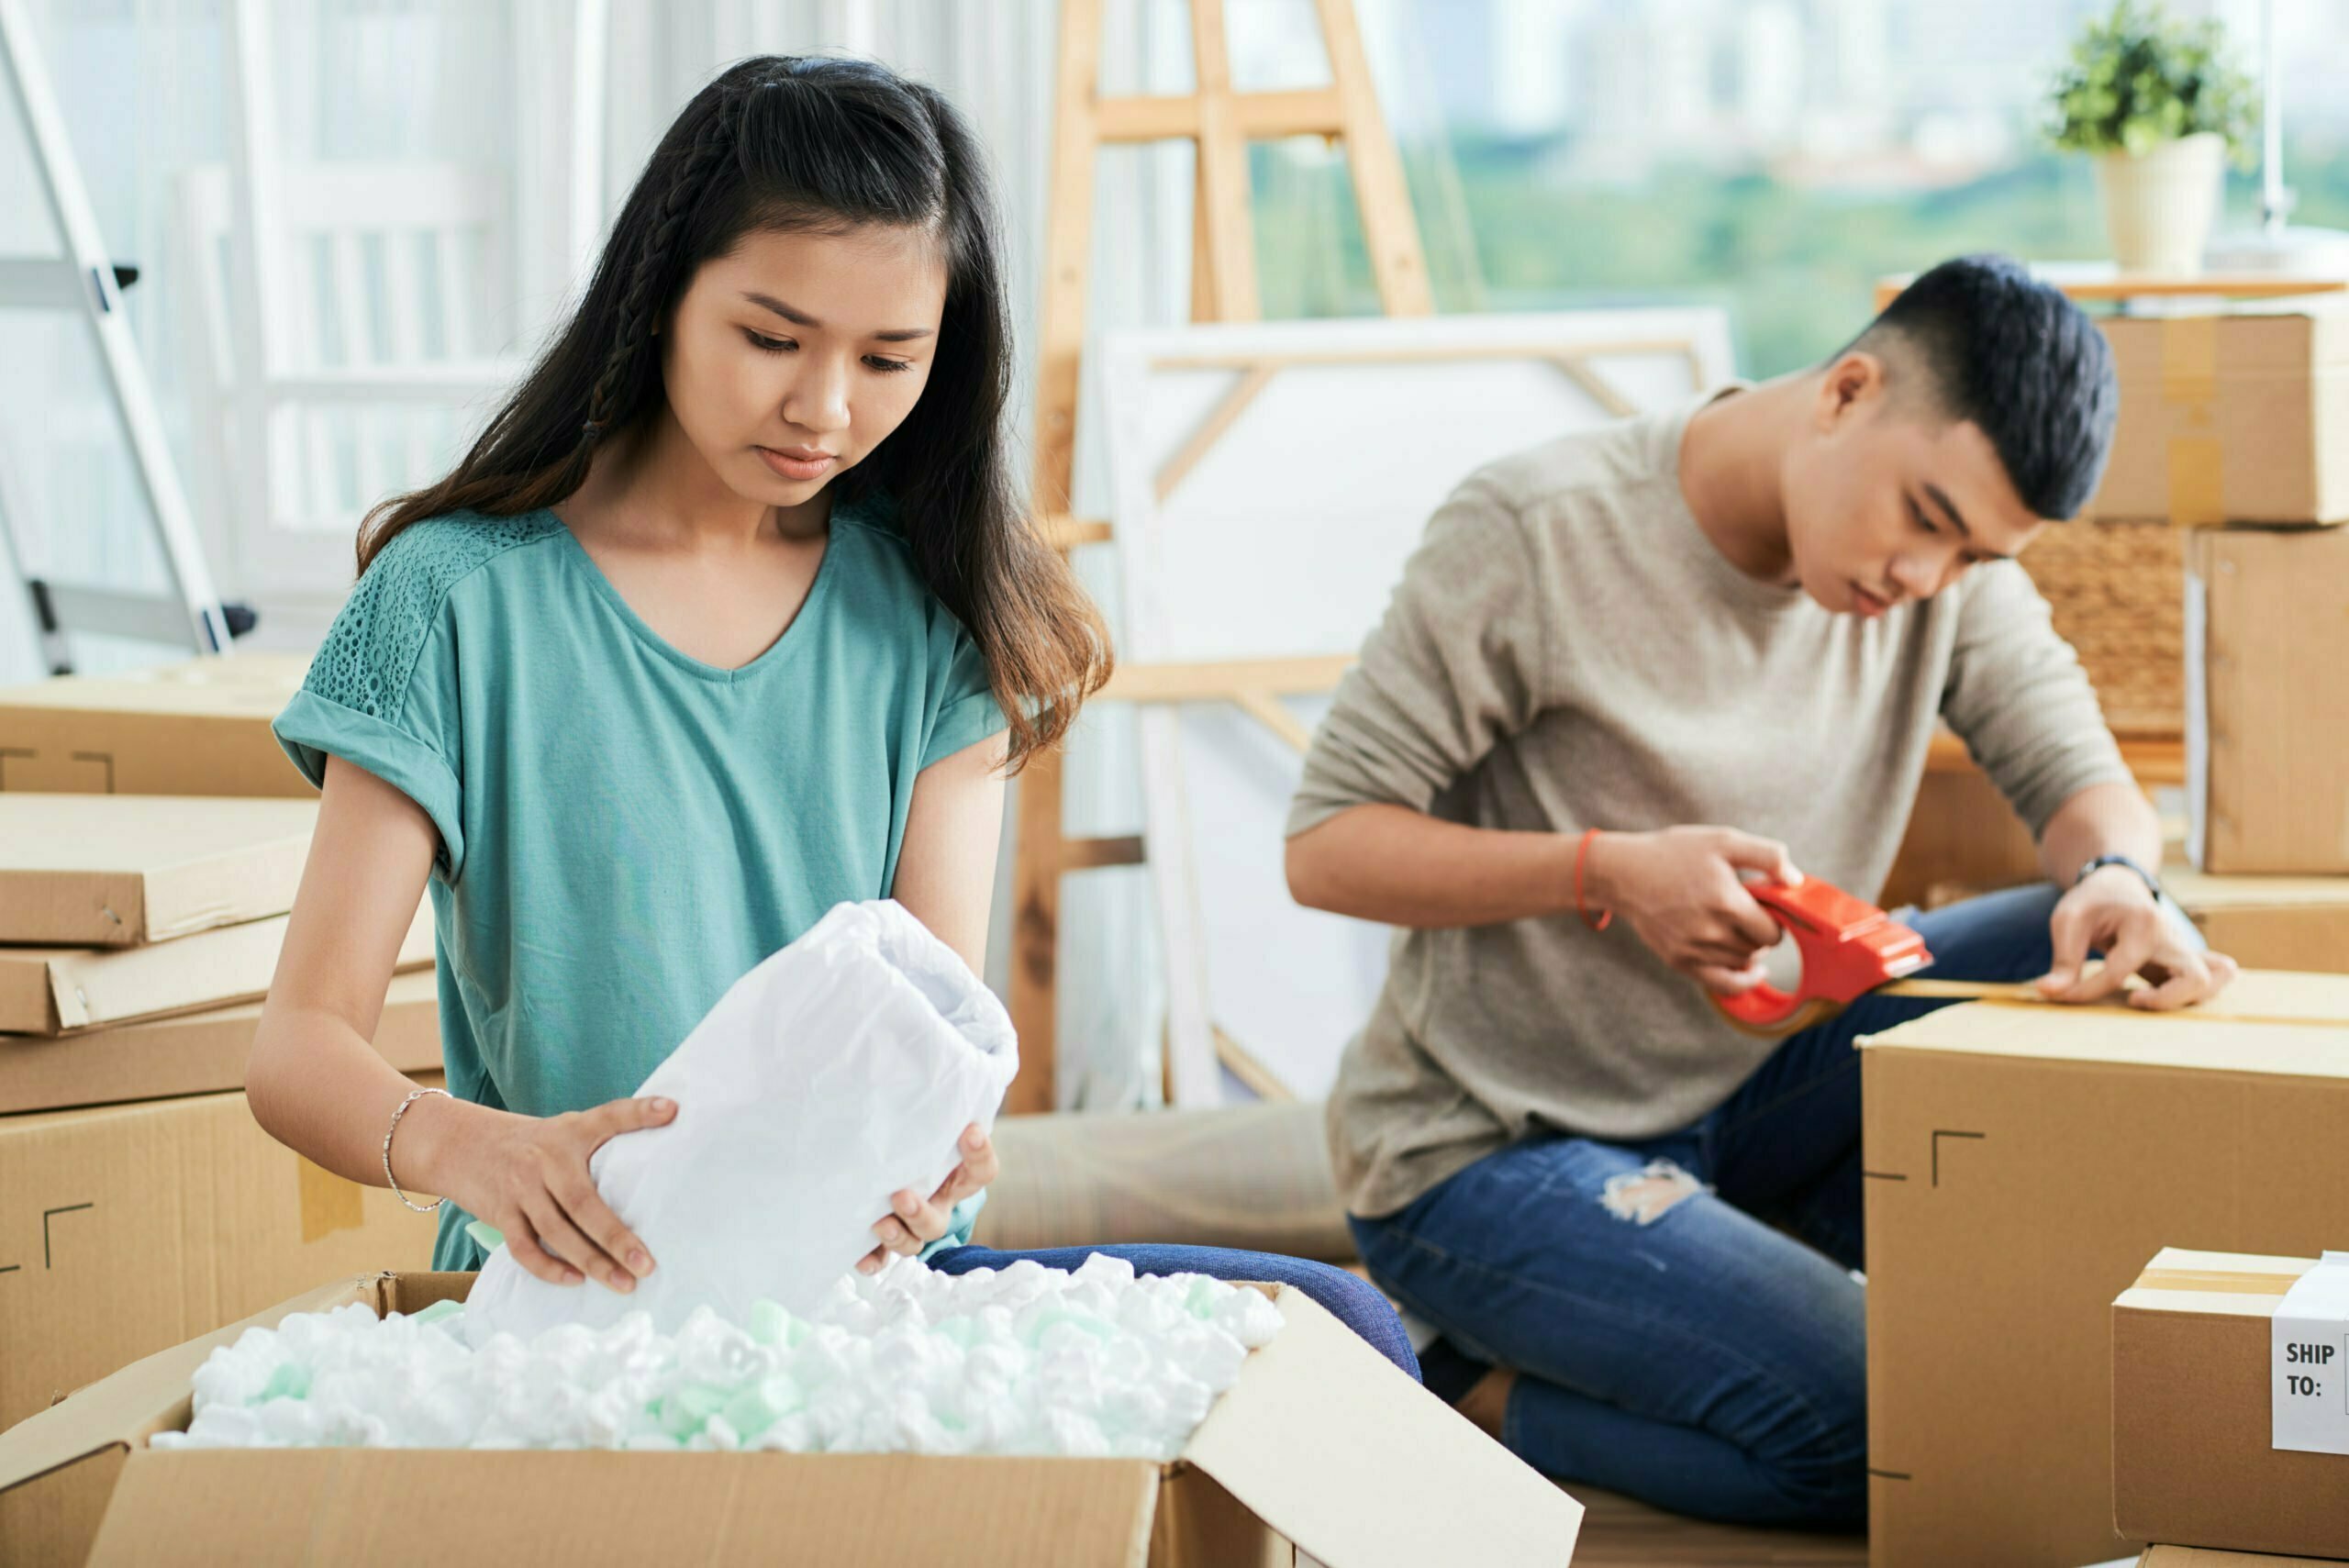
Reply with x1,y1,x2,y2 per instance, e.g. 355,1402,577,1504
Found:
1840,253,2119,520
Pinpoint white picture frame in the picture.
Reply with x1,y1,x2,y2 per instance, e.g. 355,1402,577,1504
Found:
1098,309,1738,1106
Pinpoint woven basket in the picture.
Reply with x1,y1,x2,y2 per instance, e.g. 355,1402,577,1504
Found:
2022,518,2185,740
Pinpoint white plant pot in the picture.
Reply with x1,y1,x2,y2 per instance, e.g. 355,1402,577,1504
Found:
2094,132,2228,277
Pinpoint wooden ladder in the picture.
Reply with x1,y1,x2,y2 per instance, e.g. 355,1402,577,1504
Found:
1008,0,1433,1113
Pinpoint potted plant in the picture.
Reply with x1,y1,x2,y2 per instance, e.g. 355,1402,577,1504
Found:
2048,0,2258,276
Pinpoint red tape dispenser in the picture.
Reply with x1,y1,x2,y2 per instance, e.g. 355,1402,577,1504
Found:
1714,878,1934,1037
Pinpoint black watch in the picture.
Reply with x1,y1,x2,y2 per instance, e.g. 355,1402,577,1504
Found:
2074,852,2164,899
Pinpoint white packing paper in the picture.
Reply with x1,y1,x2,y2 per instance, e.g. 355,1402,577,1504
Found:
463,899,1019,1340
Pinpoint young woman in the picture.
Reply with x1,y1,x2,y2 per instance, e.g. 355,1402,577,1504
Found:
249,54,1413,1376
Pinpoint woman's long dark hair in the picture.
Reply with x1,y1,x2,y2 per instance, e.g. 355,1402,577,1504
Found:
358,55,1108,768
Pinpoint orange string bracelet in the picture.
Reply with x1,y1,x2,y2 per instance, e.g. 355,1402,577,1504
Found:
1575,828,1613,932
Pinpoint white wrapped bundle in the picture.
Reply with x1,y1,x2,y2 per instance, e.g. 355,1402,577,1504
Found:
462,900,1018,1340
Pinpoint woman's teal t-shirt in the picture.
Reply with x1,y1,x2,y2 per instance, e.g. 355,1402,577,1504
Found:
273,500,1008,1269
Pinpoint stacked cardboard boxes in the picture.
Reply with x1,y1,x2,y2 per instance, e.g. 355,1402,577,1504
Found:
0,686,448,1565
1860,971,2349,1566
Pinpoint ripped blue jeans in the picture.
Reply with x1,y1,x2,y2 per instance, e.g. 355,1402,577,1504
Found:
1348,884,2126,1527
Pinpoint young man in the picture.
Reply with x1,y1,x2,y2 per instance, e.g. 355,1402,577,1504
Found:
1283,254,2237,1526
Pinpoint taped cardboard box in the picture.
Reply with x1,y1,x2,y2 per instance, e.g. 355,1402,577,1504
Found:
2114,1249,2349,1561
0,969,440,1115
0,1090,443,1566
1860,971,2349,1568
2186,525,2349,873
2167,869,2349,973
0,654,311,797
0,795,317,947
0,896,431,1034
2087,302,2349,526
0,1270,1585,1568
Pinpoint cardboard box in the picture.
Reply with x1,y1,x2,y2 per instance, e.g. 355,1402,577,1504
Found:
2087,303,2349,526
2168,870,2349,973
2142,1551,2348,1568
0,1270,1584,1568
2114,1249,2349,1561
0,969,440,1115
0,898,430,1034
2187,525,2349,873
0,1093,444,1566
0,795,317,947
0,654,311,797
1860,971,2349,1568
978,1100,1353,1261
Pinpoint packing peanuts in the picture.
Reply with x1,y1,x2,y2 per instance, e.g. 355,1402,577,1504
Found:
0,654,310,796
2086,301,2349,526
2167,869,2349,973
0,1089,442,1566
2186,525,2349,873
0,1270,1585,1568
0,795,317,946
0,969,440,1115
0,896,430,1034
2114,1249,2349,1560
1860,971,2349,1568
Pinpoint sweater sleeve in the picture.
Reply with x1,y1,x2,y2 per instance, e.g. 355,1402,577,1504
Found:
1286,480,1551,837
1938,559,2135,838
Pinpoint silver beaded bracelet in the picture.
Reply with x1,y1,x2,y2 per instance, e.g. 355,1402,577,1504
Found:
382,1085,451,1214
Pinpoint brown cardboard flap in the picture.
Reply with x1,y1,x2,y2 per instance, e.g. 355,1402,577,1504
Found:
0,968,441,1116
0,1276,374,1499
0,899,432,1034
1857,970,2349,1076
2117,1247,2315,1319
2142,1550,2349,1567
87,1450,1163,1567
0,796,318,946
1182,1285,1582,1566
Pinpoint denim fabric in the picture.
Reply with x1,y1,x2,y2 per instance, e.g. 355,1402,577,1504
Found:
1349,884,2126,1525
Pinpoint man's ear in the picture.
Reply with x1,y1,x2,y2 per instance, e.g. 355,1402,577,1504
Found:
1814,350,1887,432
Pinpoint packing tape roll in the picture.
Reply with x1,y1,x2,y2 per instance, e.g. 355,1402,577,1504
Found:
296,1154,365,1242
2132,1266,2307,1297
2159,316,2223,527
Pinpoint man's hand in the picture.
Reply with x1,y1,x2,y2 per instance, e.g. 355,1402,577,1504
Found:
2040,866,2238,1010
1583,828,1803,995
858,1122,997,1274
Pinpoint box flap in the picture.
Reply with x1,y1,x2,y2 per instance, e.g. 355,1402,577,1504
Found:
2166,869,2349,913
1181,1285,1581,1567
0,900,432,1033
2116,1248,2317,1319
0,797,317,946
1857,971,2349,1076
0,654,309,717
2140,1550,2344,1568
0,1275,375,1498
0,968,440,1115
87,1450,1163,1566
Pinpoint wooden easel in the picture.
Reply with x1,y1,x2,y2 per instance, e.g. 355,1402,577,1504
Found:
1008,0,1432,1114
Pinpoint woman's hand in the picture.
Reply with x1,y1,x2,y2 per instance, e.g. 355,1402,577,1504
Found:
2040,866,2238,1009
1581,827,1802,995
859,1122,998,1274
409,1093,676,1291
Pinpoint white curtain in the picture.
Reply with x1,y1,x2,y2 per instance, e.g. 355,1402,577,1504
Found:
3,0,1459,1112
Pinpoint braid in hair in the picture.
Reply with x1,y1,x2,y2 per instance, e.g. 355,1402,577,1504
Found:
579,84,751,446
